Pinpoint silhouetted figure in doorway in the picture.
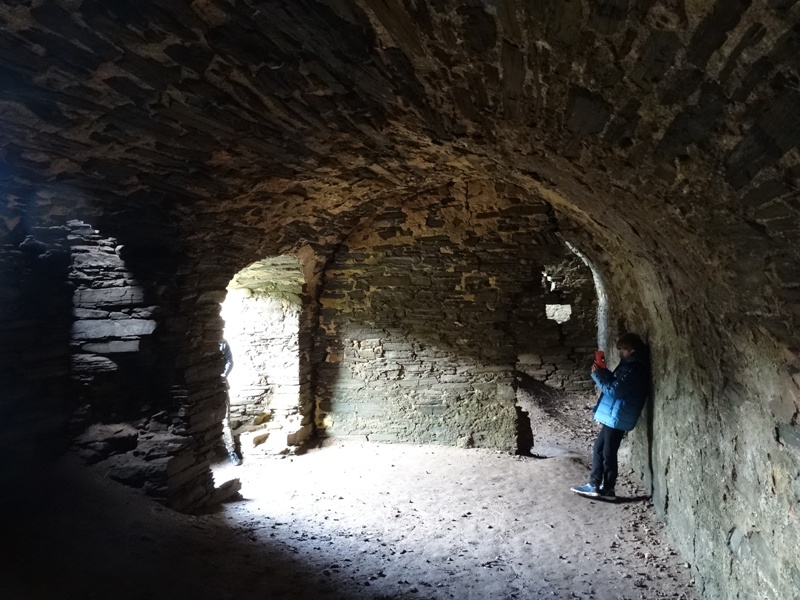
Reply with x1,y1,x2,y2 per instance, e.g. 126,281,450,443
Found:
220,339,242,466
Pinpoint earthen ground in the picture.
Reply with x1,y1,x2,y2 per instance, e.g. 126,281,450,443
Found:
3,397,698,600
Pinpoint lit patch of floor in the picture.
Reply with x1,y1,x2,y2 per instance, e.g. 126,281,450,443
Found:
213,441,696,600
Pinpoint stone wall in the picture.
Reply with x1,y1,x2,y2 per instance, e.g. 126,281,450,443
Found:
0,218,220,512
314,182,573,449
70,221,160,427
574,232,800,600
517,254,597,394
630,304,800,600
67,221,218,510
2,1,800,596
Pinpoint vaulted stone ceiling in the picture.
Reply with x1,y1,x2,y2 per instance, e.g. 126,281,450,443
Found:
2,3,800,598
2,1,798,340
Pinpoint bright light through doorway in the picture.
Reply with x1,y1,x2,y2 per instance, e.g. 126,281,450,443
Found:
219,256,306,458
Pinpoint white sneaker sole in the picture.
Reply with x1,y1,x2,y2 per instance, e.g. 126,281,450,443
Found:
570,488,600,498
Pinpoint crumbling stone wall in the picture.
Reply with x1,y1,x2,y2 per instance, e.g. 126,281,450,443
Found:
0,217,220,511
70,221,161,428
314,182,566,449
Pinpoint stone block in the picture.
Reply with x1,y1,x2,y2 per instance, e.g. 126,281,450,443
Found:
370,275,411,287
286,423,313,446
73,308,110,319
73,286,146,308
566,87,611,136
517,354,542,365
417,404,447,417
82,340,141,353
100,455,170,489
72,319,157,340
367,433,399,442
727,527,744,552
165,458,209,489
71,353,118,373
72,252,124,269
630,30,682,90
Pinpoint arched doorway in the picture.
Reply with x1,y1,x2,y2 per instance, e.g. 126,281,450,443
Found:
220,255,312,459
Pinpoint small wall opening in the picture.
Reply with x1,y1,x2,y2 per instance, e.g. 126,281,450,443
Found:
220,255,312,459
545,303,572,324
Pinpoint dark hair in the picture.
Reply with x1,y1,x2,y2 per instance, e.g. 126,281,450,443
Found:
616,332,646,354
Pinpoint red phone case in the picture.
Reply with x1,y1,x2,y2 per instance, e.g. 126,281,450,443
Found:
594,350,606,368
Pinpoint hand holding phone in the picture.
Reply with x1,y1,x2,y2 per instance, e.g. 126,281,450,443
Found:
594,350,606,369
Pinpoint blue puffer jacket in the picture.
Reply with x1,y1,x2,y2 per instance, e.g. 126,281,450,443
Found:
591,354,650,431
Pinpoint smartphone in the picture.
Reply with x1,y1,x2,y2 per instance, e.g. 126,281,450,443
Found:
594,350,606,369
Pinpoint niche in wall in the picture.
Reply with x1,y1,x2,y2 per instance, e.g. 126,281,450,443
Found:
65,219,206,507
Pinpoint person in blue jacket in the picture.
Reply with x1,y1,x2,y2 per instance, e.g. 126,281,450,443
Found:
571,333,650,500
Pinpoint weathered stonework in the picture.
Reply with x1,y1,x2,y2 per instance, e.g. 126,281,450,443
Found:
66,221,223,510
519,253,598,394
0,1,799,597
314,182,568,449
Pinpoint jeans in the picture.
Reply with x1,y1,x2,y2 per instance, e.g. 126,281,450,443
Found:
590,425,626,490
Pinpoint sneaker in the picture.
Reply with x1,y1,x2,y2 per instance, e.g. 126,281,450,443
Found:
570,483,600,498
599,487,616,500
228,451,243,466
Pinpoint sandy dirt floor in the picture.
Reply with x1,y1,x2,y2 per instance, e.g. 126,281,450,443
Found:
1,389,697,600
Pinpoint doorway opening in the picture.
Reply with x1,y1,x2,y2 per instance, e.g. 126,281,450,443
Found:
219,255,312,459
513,240,602,456
515,244,599,394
